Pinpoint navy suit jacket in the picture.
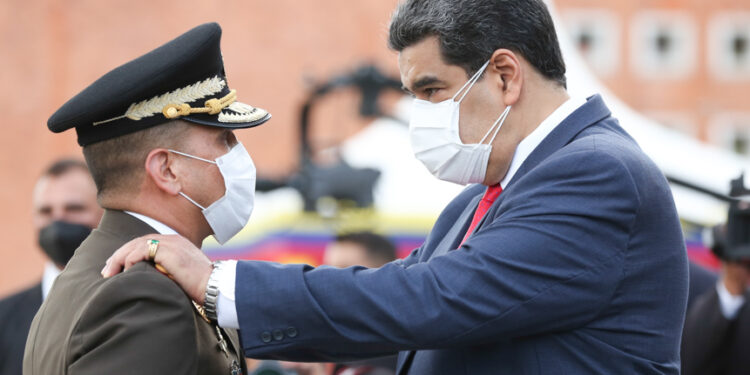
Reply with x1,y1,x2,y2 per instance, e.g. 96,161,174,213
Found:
235,95,689,374
0,283,42,375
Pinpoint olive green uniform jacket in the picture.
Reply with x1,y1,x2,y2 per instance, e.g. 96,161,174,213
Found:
23,210,245,375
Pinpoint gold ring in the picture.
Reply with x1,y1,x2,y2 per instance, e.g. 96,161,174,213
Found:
147,239,159,262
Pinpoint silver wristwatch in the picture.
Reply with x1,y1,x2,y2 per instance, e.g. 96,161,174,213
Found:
203,261,224,322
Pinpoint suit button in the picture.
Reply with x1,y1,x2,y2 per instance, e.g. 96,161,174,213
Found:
286,327,298,338
272,329,284,341
260,331,272,343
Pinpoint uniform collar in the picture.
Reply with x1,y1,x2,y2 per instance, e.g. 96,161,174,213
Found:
41,261,61,301
124,211,179,235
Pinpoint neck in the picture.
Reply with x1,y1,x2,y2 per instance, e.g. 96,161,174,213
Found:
103,193,208,248
484,83,569,186
515,82,570,141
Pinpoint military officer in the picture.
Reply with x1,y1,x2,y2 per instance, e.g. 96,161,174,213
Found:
23,22,270,375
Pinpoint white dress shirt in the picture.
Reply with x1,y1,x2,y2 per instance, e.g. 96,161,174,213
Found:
716,280,746,320
214,96,588,329
125,211,179,236
41,261,61,301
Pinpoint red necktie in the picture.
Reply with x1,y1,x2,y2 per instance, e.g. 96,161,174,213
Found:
459,185,502,247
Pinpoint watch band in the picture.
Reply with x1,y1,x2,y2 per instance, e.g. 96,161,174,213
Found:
203,260,223,322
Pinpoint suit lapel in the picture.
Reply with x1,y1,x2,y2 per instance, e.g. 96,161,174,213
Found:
397,192,483,373
469,95,612,233
506,95,610,189
428,193,483,259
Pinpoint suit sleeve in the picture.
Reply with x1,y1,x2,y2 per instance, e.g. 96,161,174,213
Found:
67,264,197,375
235,149,638,361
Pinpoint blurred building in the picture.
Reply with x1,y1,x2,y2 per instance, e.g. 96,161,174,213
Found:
557,0,750,157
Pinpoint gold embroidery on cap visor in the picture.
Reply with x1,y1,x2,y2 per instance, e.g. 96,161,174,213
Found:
93,76,226,126
162,89,237,119
91,75,268,126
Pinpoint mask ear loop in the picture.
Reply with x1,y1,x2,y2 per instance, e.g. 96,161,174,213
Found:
179,192,207,211
452,60,491,103
168,149,217,164
477,105,512,147
168,149,216,211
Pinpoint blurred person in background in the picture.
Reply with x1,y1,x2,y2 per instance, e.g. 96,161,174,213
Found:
280,232,398,375
323,232,398,269
0,158,102,375
682,224,750,375
688,260,718,309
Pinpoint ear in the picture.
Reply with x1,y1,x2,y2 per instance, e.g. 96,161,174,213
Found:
144,149,181,196
488,49,523,106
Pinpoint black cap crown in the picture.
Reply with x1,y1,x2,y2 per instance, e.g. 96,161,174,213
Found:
48,22,270,146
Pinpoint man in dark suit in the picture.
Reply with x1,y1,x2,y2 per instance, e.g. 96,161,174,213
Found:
682,261,750,375
23,23,270,375
0,159,102,375
104,1,689,373
688,260,718,308
682,225,750,375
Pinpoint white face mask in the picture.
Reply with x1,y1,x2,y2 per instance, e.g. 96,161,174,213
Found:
409,60,511,185
169,143,256,245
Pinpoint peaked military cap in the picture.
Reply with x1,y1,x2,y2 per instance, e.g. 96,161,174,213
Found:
48,22,271,146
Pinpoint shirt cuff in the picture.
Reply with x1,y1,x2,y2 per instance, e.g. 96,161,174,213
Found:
216,260,240,329
716,281,746,320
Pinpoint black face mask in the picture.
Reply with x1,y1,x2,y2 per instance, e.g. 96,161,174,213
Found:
38,221,92,267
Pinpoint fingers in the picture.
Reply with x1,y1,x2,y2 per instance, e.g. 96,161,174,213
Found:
101,234,177,278
100,233,213,304
101,239,137,277
124,247,148,270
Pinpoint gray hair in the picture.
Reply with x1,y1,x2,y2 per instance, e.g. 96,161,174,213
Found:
388,0,566,87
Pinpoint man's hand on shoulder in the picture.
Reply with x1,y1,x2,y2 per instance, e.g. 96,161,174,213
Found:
101,234,213,304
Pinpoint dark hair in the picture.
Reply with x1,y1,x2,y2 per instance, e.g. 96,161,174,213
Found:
82,121,190,200
335,231,398,266
42,158,90,178
388,0,566,87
